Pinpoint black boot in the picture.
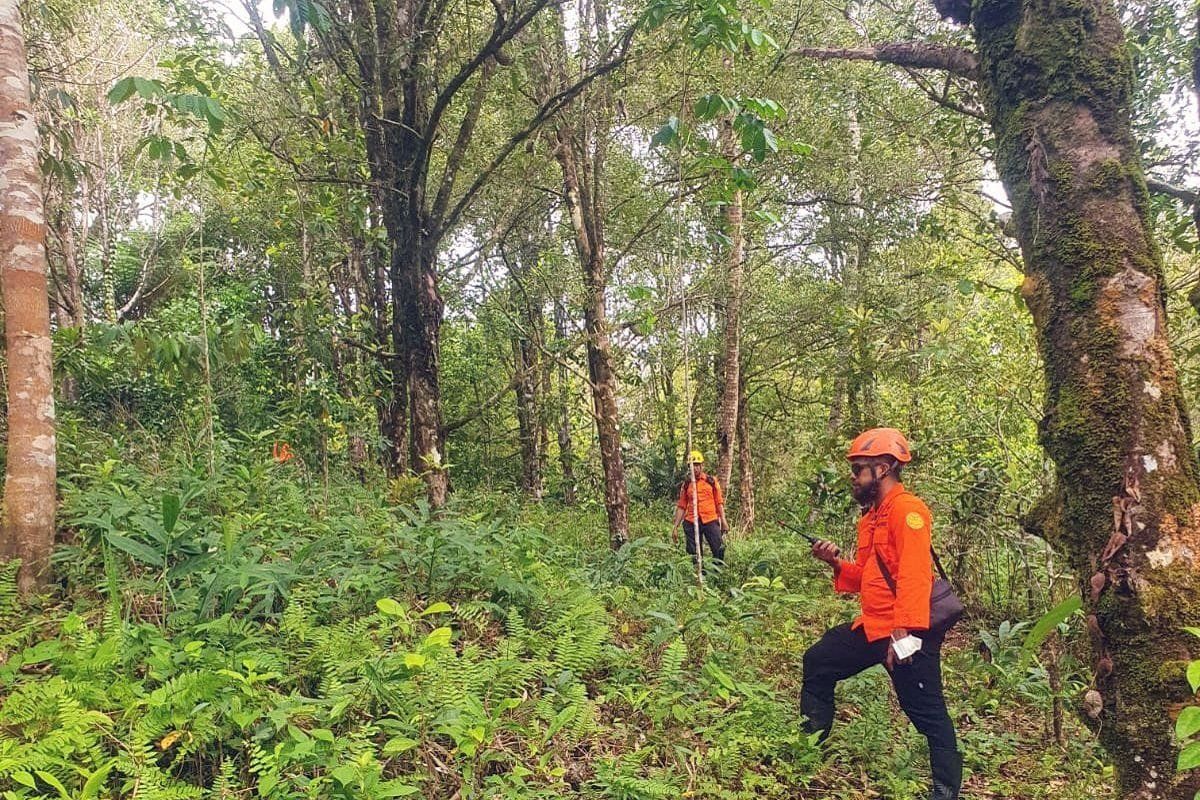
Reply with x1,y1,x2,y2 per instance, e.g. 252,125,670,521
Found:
930,747,962,800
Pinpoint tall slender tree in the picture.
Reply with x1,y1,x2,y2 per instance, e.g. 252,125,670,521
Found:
715,118,746,494
0,0,57,595
538,0,630,547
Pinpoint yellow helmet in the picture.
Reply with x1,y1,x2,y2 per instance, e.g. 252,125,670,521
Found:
688,450,704,464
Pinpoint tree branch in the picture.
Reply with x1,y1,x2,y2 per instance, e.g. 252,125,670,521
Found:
422,0,551,147
431,63,494,225
1147,178,1200,207
440,25,635,237
791,42,980,81
904,68,987,121
441,369,525,435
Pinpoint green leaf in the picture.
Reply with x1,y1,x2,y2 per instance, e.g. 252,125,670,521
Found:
1180,740,1200,771
80,762,115,800
423,626,453,648
1187,660,1200,693
544,705,576,741
133,77,165,99
35,772,69,799
105,532,165,567
311,728,335,742
107,77,137,104
957,279,976,295
705,662,737,691
403,652,427,669
1184,626,1200,639
421,601,453,616
693,93,734,121
376,597,407,617
1019,595,1081,667
162,493,181,534
203,98,227,133
761,126,778,156
12,772,36,789
331,765,358,786
377,781,420,797
1178,707,1200,741
651,116,680,148
383,736,419,755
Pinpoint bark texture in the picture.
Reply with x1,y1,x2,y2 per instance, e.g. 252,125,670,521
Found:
715,121,745,494
0,0,57,595
736,365,755,530
508,236,545,499
970,0,1200,794
553,296,577,505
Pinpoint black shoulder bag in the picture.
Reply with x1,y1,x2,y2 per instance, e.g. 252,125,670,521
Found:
874,546,965,635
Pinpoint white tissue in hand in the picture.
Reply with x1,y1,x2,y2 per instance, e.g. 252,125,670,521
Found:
890,634,922,660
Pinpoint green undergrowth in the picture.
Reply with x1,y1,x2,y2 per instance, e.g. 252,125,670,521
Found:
0,450,1109,799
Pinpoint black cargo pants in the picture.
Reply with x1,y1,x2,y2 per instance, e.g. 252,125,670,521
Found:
683,519,725,563
801,622,960,796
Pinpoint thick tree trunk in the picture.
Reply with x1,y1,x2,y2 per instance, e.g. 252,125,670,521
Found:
349,0,447,505
966,0,1200,795
715,120,745,491
353,213,410,477
554,130,629,544
736,365,755,530
0,0,57,595
400,243,448,507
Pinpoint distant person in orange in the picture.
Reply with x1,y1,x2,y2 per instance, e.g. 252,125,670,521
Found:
272,441,294,463
803,427,961,800
671,450,728,564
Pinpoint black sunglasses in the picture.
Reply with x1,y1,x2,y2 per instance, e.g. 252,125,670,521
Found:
850,462,876,477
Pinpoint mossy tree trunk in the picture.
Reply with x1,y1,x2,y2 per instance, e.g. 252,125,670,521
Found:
967,0,1200,795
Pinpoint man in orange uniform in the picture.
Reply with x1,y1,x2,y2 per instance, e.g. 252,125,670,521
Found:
804,428,961,800
671,450,728,564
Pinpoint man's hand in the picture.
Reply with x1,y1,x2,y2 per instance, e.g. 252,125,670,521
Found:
810,539,841,566
671,527,679,545
885,627,913,671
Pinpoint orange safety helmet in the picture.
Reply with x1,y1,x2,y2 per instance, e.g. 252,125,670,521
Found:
847,427,912,463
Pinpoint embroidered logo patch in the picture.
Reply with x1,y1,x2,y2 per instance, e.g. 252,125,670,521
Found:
906,512,924,529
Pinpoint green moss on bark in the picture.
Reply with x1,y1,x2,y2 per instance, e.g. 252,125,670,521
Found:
971,0,1200,794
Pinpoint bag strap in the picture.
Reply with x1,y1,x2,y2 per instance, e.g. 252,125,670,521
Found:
874,546,951,597
682,474,718,497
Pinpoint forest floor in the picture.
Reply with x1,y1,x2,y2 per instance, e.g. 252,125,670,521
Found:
0,454,1109,799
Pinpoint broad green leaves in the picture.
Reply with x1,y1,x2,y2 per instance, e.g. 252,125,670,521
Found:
105,51,230,185
1177,627,1200,776
1019,595,1081,668
107,76,166,103
642,0,778,55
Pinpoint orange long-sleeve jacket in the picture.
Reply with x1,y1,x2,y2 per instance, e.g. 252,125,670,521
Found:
677,473,724,524
833,483,934,642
